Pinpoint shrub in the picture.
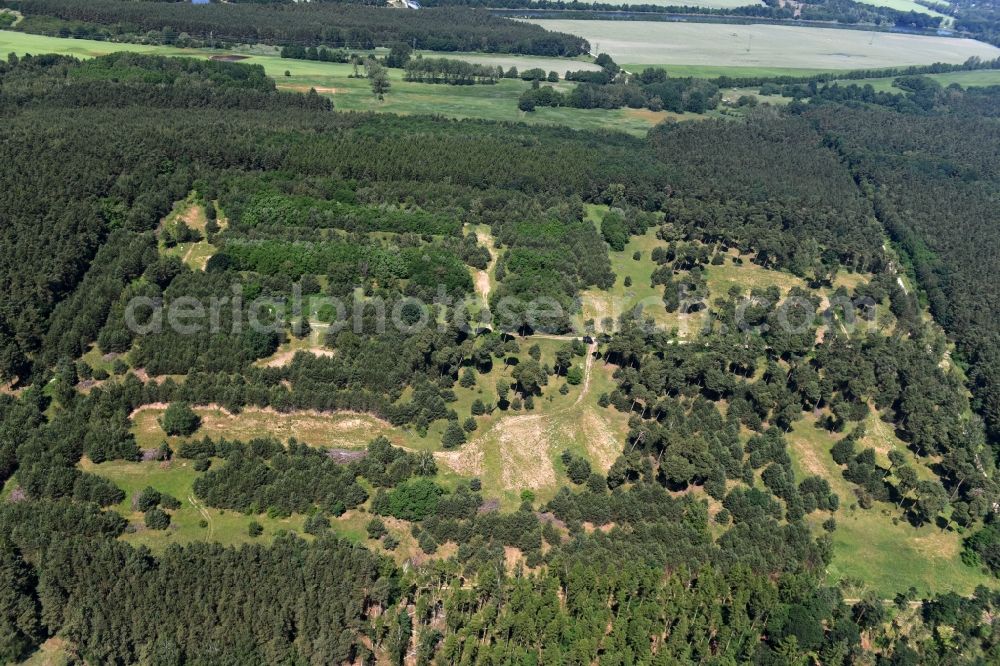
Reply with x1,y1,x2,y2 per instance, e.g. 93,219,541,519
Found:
305,513,331,535
144,508,170,530
248,521,263,537
366,518,388,540
161,402,201,436
375,478,444,521
136,486,161,512
418,531,437,554
160,494,182,510
442,420,466,449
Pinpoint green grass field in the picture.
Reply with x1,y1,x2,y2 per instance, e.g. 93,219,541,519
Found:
527,20,1000,69
786,414,994,597
841,68,1000,91
80,457,312,551
0,30,689,135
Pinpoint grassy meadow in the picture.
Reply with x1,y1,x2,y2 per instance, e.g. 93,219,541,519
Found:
0,30,691,135
786,414,993,597
61,204,990,597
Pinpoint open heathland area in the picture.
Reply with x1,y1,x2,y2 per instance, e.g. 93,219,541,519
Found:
5,26,1000,665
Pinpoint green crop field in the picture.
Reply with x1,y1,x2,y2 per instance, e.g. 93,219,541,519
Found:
842,68,1000,91
0,30,686,135
525,20,1000,69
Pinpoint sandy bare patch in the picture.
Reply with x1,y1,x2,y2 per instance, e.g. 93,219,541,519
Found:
474,271,491,307
577,410,621,472
136,372,175,385
282,84,344,94
259,347,335,368
177,202,207,231
473,227,496,308
788,430,829,479
495,414,556,490
504,546,525,569
911,532,961,561
434,444,484,478
130,403,395,448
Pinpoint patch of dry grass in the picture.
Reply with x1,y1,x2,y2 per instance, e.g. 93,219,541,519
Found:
130,404,406,450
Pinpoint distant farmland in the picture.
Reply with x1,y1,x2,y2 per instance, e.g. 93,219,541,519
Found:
541,0,764,6
523,20,1000,69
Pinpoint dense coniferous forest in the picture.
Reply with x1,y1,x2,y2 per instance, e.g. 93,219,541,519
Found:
2,47,1000,664
2,0,589,54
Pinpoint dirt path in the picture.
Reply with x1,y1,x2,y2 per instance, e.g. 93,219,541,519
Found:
188,494,214,540
2,9,23,26
259,346,335,368
181,243,197,266
573,341,599,407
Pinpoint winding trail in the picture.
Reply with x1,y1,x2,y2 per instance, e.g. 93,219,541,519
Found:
522,333,598,407
573,341,599,407
188,494,214,540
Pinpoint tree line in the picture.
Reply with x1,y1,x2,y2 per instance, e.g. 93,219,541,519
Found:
5,0,590,55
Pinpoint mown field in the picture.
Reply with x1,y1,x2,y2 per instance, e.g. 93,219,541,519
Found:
0,30,695,135
526,20,1000,68
855,0,949,19
548,0,764,6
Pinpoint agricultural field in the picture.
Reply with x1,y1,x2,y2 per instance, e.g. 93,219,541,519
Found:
0,30,689,135
525,19,1000,69
544,0,764,6
855,0,949,19
624,63,844,78
415,49,601,73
